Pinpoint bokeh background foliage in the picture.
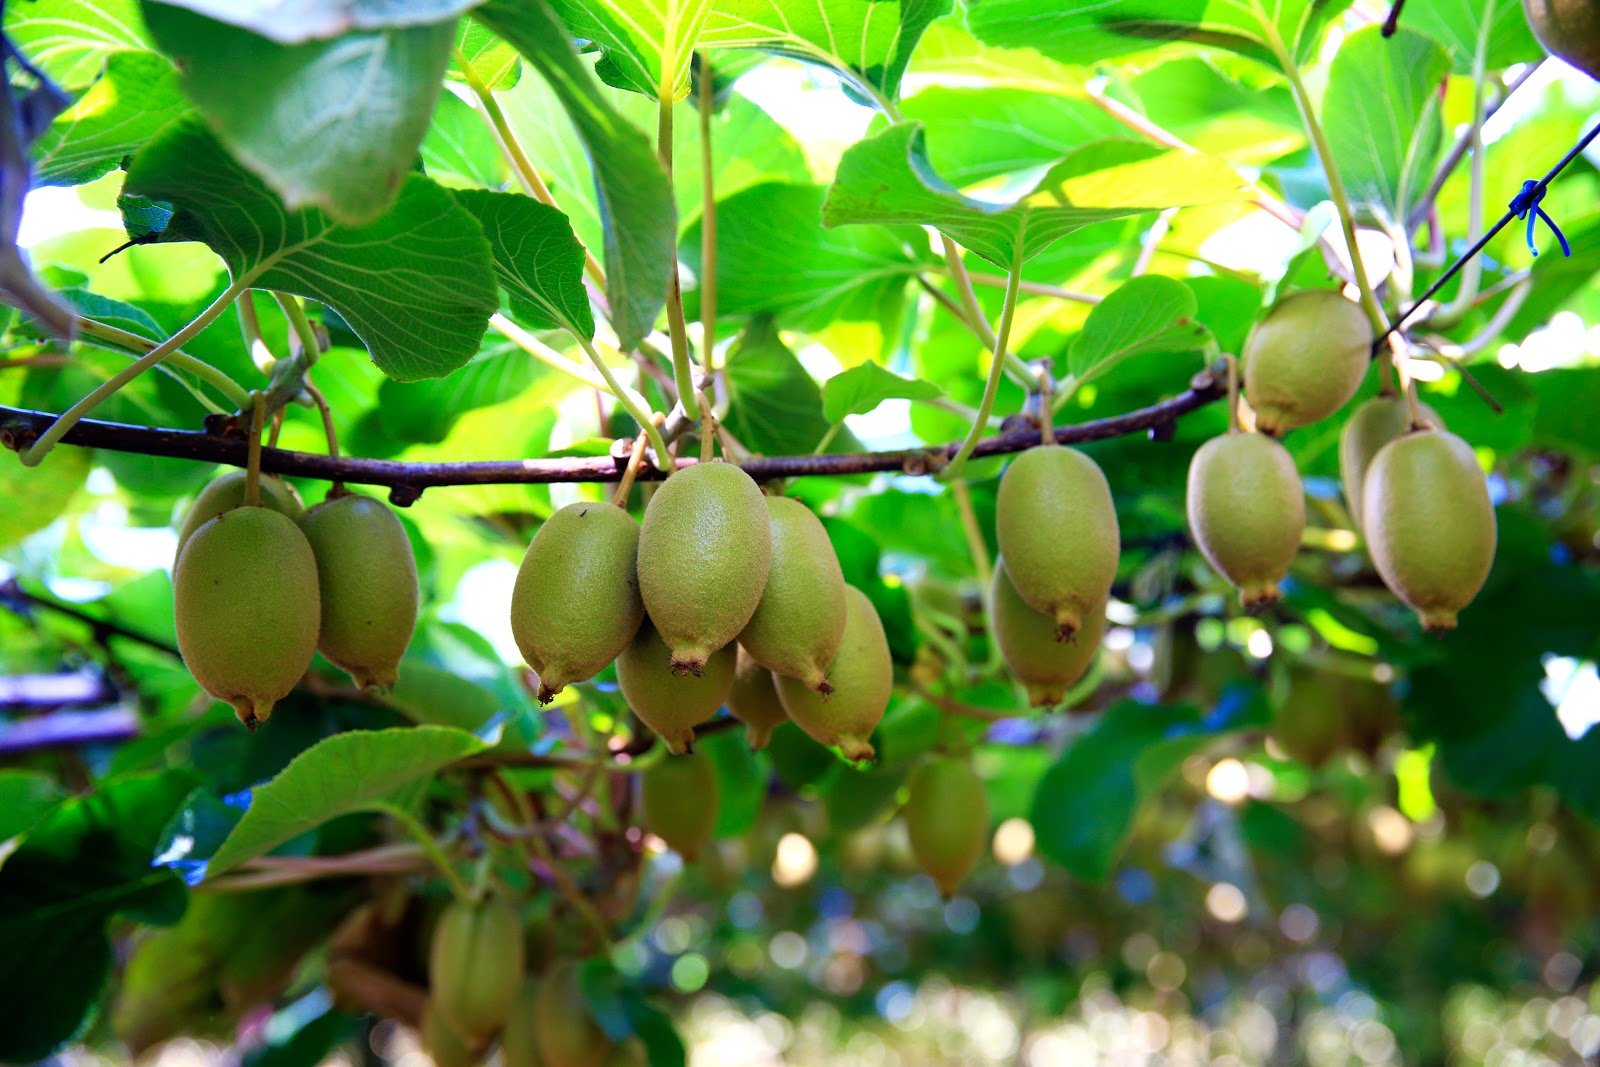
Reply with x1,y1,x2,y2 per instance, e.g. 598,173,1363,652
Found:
1,0,1600,1064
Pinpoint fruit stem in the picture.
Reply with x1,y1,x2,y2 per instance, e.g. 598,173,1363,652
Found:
612,428,650,506
571,331,672,471
697,52,719,378
1391,336,1427,429
945,234,1027,480
276,293,323,369
20,279,246,466
1266,26,1391,348
696,389,716,462
657,93,702,427
371,800,476,903
937,234,1037,387
1223,353,1240,434
303,378,345,494
950,479,992,590
245,391,265,507
455,46,606,287
1036,360,1054,447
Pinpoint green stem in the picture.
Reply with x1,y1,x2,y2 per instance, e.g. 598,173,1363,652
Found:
573,330,672,471
76,317,252,410
657,94,701,427
275,293,322,367
944,237,1027,480
950,479,992,589
811,422,841,456
1432,31,1491,328
938,236,1037,386
21,282,246,466
697,52,719,376
1268,28,1389,341
372,801,474,902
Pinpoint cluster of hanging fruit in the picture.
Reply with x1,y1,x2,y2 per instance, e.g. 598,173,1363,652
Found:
426,897,642,1066
171,470,419,729
1185,289,1497,631
510,460,893,760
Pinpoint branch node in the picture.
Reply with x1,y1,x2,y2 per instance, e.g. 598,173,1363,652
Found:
388,485,423,508
1147,420,1178,443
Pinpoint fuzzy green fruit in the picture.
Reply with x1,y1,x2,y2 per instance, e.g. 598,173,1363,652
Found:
429,897,525,1047
510,502,645,702
728,649,788,749
1339,395,1442,532
174,507,320,729
1243,290,1371,435
175,469,305,561
422,1000,481,1067
1363,429,1496,631
989,559,1105,708
774,586,892,762
500,979,544,1067
617,619,736,753
1270,671,1347,770
995,445,1119,640
534,962,611,1067
637,461,772,674
903,755,990,897
738,496,847,693
640,749,719,860
1186,432,1305,609
1525,0,1600,80
298,493,418,692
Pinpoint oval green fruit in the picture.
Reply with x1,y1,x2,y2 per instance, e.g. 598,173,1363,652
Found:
534,962,611,1067
1524,0,1600,80
738,496,847,693
1243,290,1371,435
617,619,736,753
1363,429,1496,631
175,507,320,729
995,445,1119,640
989,559,1105,708
298,492,418,692
1186,431,1305,609
640,749,719,860
510,501,645,702
1270,670,1347,770
637,461,772,674
1339,395,1442,532
428,896,525,1047
775,586,892,762
728,649,789,749
422,1000,481,1067
500,979,544,1067
175,469,305,561
903,754,990,897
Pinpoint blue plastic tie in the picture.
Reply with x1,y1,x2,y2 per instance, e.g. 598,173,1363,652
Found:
1510,179,1571,258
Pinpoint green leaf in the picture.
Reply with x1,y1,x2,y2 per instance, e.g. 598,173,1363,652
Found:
703,0,951,103
0,770,195,1063
684,182,925,329
33,51,188,187
0,444,90,548
0,770,64,842
6,0,152,88
475,0,676,349
205,726,488,879
379,661,503,732
452,19,520,89
1405,0,1543,73
1068,276,1210,384
1029,699,1240,880
122,117,499,382
420,90,510,188
702,728,764,838
720,315,839,455
142,0,483,42
822,361,942,423
453,189,595,335
142,3,456,225
965,0,1354,69
547,0,712,99
822,124,1247,269
1322,26,1451,225
899,86,1124,188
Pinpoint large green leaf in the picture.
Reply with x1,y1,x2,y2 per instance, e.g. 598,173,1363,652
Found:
1322,26,1450,225
453,189,595,335
420,90,509,188
142,3,456,224
142,0,483,42
0,444,89,548
0,771,195,1063
1067,275,1211,385
684,182,925,329
204,726,488,879
0,770,64,842
474,0,675,349
702,0,951,104
899,86,1124,189
33,51,187,187
720,315,842,455
822,360,942,423
121,117,499,382
965,0,1354,69
548,0,713,99
1405,0,1543,73
6,0,152,88
823,123,1248,269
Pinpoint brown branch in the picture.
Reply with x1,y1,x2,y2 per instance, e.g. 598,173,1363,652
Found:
1,577,180,657
0,370,1223,505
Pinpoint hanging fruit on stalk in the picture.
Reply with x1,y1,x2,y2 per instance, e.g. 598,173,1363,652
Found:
775,586,893,761
617,619,736,753
1340,394,1443,532
1242,290,1371,435
903,754,990,897
738,495,848,694
1186,431,1305,609
640,748,719,860
989,559,1105,709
